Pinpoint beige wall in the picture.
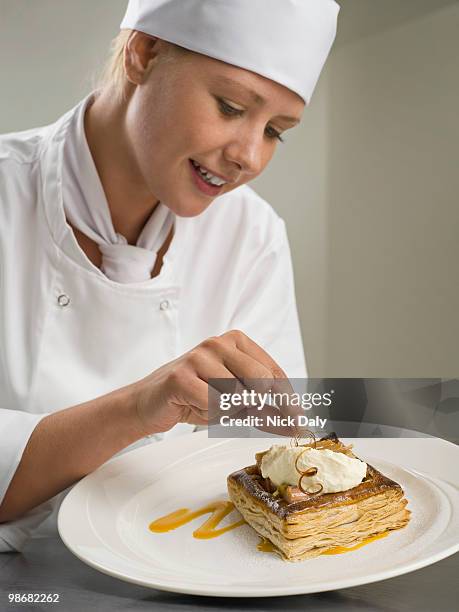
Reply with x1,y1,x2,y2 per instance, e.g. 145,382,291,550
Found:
257,0,459,376
1,0,458,376
0,0,125,133
253,69,331,376
325,0,459,376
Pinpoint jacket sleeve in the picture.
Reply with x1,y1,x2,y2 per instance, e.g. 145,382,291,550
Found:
0,409,53,552
227,218,307,379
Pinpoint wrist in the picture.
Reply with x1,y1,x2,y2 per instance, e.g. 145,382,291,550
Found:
108,382,149,443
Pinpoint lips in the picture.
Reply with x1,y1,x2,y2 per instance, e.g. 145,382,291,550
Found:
189,159,226,196
191,160,232,184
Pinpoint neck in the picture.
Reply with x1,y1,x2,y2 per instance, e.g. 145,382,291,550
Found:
83,88,159,245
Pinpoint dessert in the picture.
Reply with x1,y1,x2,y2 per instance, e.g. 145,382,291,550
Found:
227,433,411,561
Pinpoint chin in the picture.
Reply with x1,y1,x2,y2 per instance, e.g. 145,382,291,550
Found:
166,195,216,218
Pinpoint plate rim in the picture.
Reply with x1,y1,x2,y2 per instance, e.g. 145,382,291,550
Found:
58,434,459,598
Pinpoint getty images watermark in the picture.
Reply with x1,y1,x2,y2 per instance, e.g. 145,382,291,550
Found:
219,388,330,429
207,379,334,438
207,378,459,440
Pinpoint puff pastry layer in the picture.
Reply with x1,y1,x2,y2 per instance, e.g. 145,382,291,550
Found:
227,434,410,561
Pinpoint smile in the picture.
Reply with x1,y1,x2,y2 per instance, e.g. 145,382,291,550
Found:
189,159,228,196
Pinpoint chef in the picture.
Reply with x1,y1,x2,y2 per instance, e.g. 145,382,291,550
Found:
0,0,339,551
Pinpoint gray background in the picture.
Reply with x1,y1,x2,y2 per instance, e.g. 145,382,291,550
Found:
0,536,457,611
1,0,458,377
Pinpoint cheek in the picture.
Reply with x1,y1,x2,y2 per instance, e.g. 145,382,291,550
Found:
176,101,229,155
126,94,161,166
127,77,179,143
129,92,217,167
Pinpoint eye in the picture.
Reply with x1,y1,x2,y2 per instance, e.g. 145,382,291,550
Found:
217,98,243,117
265,126,284,143
216,97,284,143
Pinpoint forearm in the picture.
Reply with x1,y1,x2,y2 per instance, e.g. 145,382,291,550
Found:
0,384,145,522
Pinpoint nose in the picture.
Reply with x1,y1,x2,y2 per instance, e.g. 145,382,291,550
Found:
223,131,265,177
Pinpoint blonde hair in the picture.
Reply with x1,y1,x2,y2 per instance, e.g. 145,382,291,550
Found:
97,30,132,102
96,30,188,103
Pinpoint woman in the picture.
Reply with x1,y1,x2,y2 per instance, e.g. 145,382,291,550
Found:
0,0,339,551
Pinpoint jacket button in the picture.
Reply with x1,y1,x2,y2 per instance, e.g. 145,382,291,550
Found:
159,299,170,311
57,294,70,307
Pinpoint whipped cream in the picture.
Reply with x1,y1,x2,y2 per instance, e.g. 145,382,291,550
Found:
260,445,367,494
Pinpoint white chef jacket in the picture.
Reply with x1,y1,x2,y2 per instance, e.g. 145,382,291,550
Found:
0,95,307,552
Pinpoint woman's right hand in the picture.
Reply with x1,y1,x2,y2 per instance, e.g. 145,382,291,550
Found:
0,330,292,523
131,329,288,435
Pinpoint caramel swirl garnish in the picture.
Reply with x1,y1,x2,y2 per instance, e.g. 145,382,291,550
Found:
293,446,323,496
290,427,317,449
299,475,323,496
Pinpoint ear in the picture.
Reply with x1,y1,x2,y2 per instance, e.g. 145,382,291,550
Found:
124,31,160,85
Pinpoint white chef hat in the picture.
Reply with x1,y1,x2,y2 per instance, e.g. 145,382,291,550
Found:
120,0,340,104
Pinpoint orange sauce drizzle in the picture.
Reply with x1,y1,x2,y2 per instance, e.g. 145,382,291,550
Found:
149,501,246,539
257,538,276,553
257,531,389,557
150,500,389,555
321,531,389,554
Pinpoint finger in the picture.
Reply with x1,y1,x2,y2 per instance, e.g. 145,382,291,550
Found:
178,405,208,426
217,334,305,437
194,352,248,401
221,331,296,399
219,346,296,418
221,347,273,383
229,337,300,426
215,349,282,425
181,375,209,414
189,349,253,420
223,330,287,378
183,373,245,425
187,407,209,426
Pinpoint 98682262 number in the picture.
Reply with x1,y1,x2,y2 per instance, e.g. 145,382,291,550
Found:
8,593,60,604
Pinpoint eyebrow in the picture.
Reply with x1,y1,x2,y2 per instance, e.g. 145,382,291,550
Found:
213,76,301,125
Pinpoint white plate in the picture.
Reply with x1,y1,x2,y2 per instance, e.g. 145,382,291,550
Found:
58,432,459,597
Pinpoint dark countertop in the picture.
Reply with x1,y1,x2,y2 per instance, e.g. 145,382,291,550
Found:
0,537,458,612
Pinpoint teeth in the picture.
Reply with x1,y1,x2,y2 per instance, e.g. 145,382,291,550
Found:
192,160,227,187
